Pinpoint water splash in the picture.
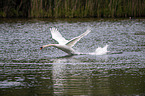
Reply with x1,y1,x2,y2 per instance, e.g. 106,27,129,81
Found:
89,45,109,55
76,45,109,56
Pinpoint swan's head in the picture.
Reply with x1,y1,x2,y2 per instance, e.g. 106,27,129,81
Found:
40,47,43,50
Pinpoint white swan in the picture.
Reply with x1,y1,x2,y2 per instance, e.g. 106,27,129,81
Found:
40,28,91,55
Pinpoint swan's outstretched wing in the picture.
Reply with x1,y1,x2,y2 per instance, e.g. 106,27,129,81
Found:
66,28,91,47
50,28,68,45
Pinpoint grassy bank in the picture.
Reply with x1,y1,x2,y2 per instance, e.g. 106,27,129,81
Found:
0,0,145,18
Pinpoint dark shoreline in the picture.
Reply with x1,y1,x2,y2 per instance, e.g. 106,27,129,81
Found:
0,0,145,18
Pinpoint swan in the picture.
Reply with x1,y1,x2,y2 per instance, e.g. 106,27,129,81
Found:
40,28,91,55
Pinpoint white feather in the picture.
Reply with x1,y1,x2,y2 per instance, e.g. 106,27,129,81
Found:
50,28,68,45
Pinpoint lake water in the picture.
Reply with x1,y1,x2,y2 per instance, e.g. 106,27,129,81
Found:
0,18,145,96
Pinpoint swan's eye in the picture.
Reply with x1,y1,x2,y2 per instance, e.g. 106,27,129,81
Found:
40,47,43,50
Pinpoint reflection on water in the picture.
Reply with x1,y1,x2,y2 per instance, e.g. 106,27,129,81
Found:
0,61,144,95
0,18,145,95
0,81,22,88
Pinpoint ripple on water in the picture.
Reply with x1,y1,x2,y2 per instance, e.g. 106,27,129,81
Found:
0,18,145,95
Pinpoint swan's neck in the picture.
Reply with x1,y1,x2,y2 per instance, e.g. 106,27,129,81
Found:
43,44,55,48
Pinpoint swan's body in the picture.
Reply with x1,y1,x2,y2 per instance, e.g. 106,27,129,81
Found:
42,44,77,55
40,28,91,55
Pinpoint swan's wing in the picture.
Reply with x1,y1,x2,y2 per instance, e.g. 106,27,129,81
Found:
50,28,68,45
66,28,91,47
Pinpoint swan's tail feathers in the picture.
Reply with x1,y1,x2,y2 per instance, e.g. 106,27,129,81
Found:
94,45,109,55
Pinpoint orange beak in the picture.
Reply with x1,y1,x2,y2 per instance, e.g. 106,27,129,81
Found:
40,47,43,50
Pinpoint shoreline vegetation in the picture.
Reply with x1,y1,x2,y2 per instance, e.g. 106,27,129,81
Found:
0,0,145,18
